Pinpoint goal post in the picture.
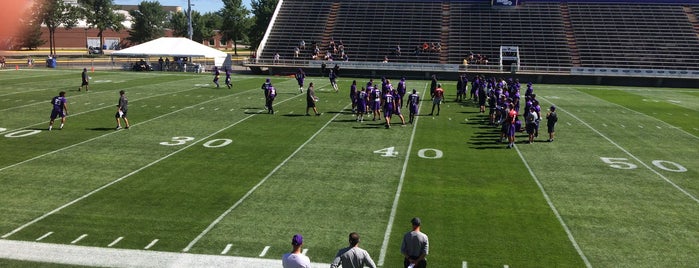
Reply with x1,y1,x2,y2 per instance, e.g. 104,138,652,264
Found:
499,46,520,72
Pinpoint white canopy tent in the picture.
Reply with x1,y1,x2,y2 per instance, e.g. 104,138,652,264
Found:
111,37,228,67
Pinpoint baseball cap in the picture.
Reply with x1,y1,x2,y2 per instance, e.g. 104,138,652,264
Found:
411,217,421,226
291,234,303,246
550,105,556,111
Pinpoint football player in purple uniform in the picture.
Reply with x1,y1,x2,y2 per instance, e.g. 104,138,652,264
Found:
392,87,406,126
266,84,277,114
49,91,68,130
329,69,339,92
350,80,358,112
407,89,420,124
371,85,382,121
261,78,272,110
225,68,232,89
356,87,368,122
396,77,407,108
212,66,220,88
295,68,305,93
383,89,396,128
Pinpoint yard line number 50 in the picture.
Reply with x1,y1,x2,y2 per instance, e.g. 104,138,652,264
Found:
600,157,687,172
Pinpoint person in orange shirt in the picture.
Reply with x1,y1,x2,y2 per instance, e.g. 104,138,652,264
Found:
429,84,444,116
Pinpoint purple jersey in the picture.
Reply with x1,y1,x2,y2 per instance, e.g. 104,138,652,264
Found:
269,86,276,97
383,93,395,117
408,93,419,114
52,96,66,112
397,80,406,96
357,91,367,113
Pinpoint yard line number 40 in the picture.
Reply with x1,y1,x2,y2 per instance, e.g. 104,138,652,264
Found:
600,157,687,172
374,147,443,159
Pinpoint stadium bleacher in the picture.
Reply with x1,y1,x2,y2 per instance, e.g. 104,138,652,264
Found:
259,0,699,71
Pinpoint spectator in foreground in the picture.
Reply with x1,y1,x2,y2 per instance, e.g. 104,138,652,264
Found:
282,234,311,268
401,217,429,268
330,232,377,268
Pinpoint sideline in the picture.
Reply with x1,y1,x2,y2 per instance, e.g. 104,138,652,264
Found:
0,239,329,268
377,83,428,266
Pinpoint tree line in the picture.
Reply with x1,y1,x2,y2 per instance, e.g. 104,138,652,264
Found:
20,0,278,56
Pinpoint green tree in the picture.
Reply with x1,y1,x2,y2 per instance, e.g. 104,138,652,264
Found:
220,0,250,55
127,1,167,45
33,0,79,55
78,0,126,52
169,11,216,43
20,21,46,50
249,0,278,50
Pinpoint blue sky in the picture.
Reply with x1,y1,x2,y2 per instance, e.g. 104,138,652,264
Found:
115,0,252,13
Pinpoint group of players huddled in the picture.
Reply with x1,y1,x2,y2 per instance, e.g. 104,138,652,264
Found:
349,77,420,129
463,75,558,148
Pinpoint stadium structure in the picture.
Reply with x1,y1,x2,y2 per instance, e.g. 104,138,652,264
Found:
245,0,699,87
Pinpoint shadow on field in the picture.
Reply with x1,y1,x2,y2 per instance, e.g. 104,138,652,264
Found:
282,114,307,117
352,122,385,129
86,127,114,131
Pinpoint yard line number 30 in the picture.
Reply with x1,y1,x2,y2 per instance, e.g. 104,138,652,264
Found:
600,157,687,172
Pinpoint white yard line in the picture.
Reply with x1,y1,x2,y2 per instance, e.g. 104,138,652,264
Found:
572,90,699,140
2,82,312,240
0,239,331,268
543,98,699,204
70,234,88,244
144,239,159,250
0,86,202,135
35,232,53,241
1,112,256,239
0,88,259,173
182,98,346,252
108,237,123,247
221,244,232,255
378,83,428,266
514,145,592,268
258,246,270,257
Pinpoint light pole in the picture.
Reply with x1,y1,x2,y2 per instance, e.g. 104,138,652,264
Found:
187,0,193,40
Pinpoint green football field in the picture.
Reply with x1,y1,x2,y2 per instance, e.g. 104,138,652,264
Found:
0,69,697,267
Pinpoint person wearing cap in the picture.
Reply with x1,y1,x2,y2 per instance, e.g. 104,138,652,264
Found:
546,105,558,142
282,234,311,268
330,232,377,268
115,90,130,130
401,217,429,268
261,78,272,110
